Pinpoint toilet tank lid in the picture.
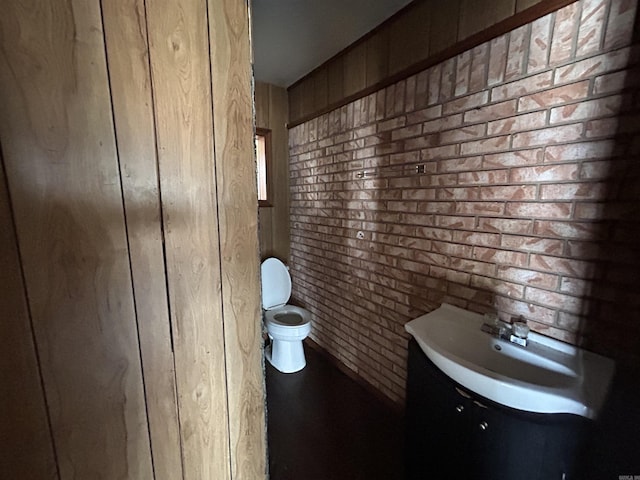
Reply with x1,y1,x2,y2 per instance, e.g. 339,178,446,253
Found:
261,258,292,310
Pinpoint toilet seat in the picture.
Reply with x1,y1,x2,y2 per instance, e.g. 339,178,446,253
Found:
264,305,311,337
261,257,292,310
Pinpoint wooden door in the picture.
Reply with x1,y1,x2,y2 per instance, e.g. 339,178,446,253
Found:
0,0,266,478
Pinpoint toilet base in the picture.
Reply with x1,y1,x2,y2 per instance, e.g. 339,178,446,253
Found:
266,338,306,373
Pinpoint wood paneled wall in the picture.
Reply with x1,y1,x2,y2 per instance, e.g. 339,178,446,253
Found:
256,82,290,262
0,0,266,478
288,0,572,124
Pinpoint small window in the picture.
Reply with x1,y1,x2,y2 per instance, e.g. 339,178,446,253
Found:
255,128,272,207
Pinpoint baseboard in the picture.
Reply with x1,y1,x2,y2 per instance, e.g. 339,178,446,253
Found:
304,338,405,415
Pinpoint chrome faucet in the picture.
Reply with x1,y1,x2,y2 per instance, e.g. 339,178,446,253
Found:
481,314,530,347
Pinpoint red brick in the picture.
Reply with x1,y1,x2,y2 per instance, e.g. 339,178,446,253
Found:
527,14,552,74
471,275,525,298
421,144,459,160
423,114,463,133
506,202,572,219
458,169,509,184
391,124,422,141
483,148,543,167
509,164,579,183
488,111,547,135
416,201,455,214
437,187,480,200
450,257,496,276
491,72,553,102
525,287,585,313
533,220,604,239
438,156,483,172
549,3,580,65
488,35,508,86
415,70,429,109
529,254,596,278
440,58,456,102
604,0,638,49
431,241,473,258
576,0,608,56
463,100,517,123
512,124,583,148
554,46,634,84
418,173,458,187
518,81,590,111
378,116,406,131
452,231,501,247
415,226,454,241
440,124,486,144
460,136,510,155
497,266,559,289
455,202,505,215
584,117,618,138
539,182,607,200
544,140,618,162
593,68,640,95
505,25,528,81
560,276,593,296
478,217,533,234
406,105,443,125
469,44,489,92
443,91,489,115
428,64,442,105
549,95,624,124
473,247,528,266
435,215,476,229
479,185,537,200
500,235,564,254
402,188,436,200
572,202,605,220
455,50,472,96
405,75,417,112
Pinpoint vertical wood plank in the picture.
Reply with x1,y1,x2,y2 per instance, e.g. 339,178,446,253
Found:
343,42,367,97
0,1,154,478
328,56,345,105
389,2,431,75
269,84,291,262
459,0,517,39
259,207,274,257
288,84,304,124
255,82,271,129
312,68,329,112
0,158,58,479
366,25,390,87
430,0,461,54
301,77,315,119
208,0,268,478
101,0,184,478
145,0,231,477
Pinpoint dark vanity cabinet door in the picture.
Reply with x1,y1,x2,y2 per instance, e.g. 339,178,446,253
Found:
405,339,591,480
405,340,472,480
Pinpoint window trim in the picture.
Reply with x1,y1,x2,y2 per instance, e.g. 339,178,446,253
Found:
256,127,272,207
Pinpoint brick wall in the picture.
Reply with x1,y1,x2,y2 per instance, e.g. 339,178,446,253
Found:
288,0,640,404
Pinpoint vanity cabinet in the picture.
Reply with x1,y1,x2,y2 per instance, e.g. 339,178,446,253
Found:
405,339,590,480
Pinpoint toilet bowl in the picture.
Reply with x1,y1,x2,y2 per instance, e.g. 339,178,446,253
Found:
261,258,312,373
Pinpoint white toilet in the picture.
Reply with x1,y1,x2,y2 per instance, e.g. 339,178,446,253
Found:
261,257,312,373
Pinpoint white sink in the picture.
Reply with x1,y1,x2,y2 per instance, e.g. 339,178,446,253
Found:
405,303,615,419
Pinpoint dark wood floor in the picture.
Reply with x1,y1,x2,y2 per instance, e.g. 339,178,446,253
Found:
266,345,405,480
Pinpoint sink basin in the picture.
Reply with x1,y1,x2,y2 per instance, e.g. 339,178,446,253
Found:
405,303,615,419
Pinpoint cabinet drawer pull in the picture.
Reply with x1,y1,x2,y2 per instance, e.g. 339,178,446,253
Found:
455,405,464,413
479,421,489,431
